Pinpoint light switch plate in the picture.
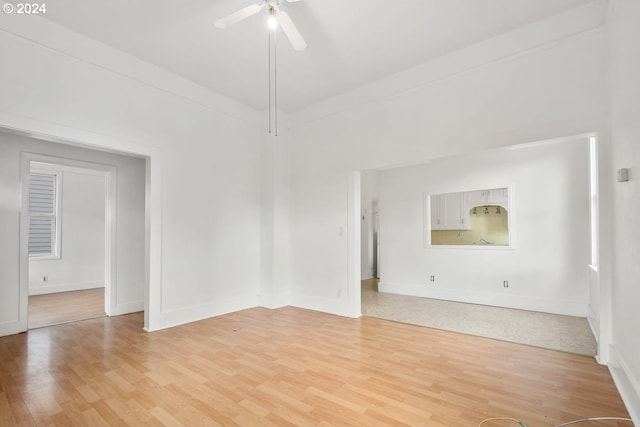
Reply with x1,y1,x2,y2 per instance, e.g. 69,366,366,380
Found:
617,168,629,182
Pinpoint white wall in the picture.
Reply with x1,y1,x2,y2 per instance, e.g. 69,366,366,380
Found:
0,131,145,329
605,0,640,421
0,12,262,333
29,167,106,295
286,5,605,316
259,125,293,309
361,170,379,279
0,0,634,418
377,138,589,316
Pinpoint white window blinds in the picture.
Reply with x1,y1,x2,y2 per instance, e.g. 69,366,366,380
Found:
28,173,57,256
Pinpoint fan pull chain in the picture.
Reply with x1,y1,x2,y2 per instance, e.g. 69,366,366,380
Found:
268,28,271,134
274,27,278,137
267,23,278,136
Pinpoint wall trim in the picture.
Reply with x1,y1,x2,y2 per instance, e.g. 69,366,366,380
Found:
29,281,105,296
347,171,362,318
150,294,259,332
587,305,600,343
0,319,21,337
290,1,606,127
378,282,588,317
0,16,260,129
112,300,144,316
290,293,358,318
259,292,290,309
608,345,640,424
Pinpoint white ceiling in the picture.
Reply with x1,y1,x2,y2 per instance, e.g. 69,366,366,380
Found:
42,0,594,113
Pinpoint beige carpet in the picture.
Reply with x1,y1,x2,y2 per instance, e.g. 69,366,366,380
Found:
361,280,597,356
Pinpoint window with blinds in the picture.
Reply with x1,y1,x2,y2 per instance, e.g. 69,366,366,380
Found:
28,172,59,257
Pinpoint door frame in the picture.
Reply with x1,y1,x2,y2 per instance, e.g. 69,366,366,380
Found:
346,171,361,317
1,113,162,333
20,154,116,329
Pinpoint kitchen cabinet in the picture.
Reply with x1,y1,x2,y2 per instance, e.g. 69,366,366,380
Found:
466,190,488,207
487,188,508,207
465,188,508,209
430,193,471,230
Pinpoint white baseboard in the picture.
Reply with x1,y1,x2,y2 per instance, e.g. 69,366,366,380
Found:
290,293,350,317
147,294,259,332
29,281,104,295
0,319,22,337
111,300,144,316
587,305,600,345
608,345,640,424
259,292,290,309
378,282,588,317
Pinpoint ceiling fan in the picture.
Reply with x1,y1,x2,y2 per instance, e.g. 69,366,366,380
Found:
214,0,307,51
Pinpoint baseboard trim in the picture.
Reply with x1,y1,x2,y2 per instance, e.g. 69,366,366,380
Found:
259,293,290,309
290,293,351,317
150,295,259,331
378,282,588,317
29,281,104,295
608,345,640,424
111,300,144,316
0,320,22,337
587,305,600,346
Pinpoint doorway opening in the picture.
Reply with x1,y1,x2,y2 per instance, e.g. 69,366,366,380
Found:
353,135,598,356
26,159,112,329
360,169,380,302
0,119,159,337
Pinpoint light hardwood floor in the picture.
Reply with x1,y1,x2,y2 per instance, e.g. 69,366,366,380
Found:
28,288,105,329
0,307,629,426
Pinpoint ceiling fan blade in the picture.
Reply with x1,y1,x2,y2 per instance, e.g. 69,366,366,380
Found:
214,3,265,29
276,11,307,51
285,0,302,2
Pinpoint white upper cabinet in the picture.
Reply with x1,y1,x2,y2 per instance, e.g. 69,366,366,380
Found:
430,187,509,233
430,194,444,230
430,193,471,230
428,187,511,247
487,188,508,207
466,190,488,207
465,188,508,209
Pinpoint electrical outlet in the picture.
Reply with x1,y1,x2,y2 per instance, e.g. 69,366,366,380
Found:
337,289,342,298
43,275,48,283
503,280,509,288
430,275,435,282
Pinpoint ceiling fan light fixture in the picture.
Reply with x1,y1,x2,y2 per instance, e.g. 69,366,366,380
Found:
268,14,278,29
214,0,307,135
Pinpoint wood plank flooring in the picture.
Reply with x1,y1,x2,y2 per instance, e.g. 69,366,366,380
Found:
28,288,105,329
0,307,630,426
